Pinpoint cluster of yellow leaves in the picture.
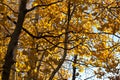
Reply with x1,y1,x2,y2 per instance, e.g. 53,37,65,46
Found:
15,51,30,72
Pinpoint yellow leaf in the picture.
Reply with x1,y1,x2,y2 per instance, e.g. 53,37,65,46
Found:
32,2,38,6
78,66,85,72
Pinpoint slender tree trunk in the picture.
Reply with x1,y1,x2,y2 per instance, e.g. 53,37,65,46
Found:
2,0,27,80
72,55,77,80
48,1,71,80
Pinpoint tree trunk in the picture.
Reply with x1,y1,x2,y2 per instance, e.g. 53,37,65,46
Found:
48,1,71,80
2,0,27,80
72,55,77,80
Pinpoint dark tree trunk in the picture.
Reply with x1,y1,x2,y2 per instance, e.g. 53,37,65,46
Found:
72,55,77,80
2,0,27,80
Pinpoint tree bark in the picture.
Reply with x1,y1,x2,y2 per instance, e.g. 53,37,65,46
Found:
2,0,27,80
72,55,77,80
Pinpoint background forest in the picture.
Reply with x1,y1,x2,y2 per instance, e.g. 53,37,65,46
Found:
0,0,120,80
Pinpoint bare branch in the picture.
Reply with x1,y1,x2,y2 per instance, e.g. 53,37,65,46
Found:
84,31,120,39
22,27,64,39
26,0,63,12
0,2,18,14
2,13,64,39
110,6,120,9
84,75,96,80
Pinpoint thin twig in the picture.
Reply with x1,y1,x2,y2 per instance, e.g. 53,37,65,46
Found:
27,0,63,12
0,2,18,14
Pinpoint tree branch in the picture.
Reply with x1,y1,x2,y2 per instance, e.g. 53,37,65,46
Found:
26,0,63,12
83,31,120,39
48,0,71,79
0,2,18,14
3,13,64,39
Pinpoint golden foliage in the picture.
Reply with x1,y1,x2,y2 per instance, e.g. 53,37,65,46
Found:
0,0,120,79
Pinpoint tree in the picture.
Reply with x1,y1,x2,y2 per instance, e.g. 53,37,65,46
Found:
0,0,120,80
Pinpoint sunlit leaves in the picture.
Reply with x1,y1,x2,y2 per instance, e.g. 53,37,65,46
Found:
15,51,30,72
0,0,120,80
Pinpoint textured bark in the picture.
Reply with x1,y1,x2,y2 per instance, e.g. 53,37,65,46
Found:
2,0,27,80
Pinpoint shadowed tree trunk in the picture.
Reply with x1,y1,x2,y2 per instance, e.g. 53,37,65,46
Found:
2,0,27,80
72,55,77,80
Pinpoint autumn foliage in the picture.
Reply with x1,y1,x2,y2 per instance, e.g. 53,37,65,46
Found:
0,0,120,80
